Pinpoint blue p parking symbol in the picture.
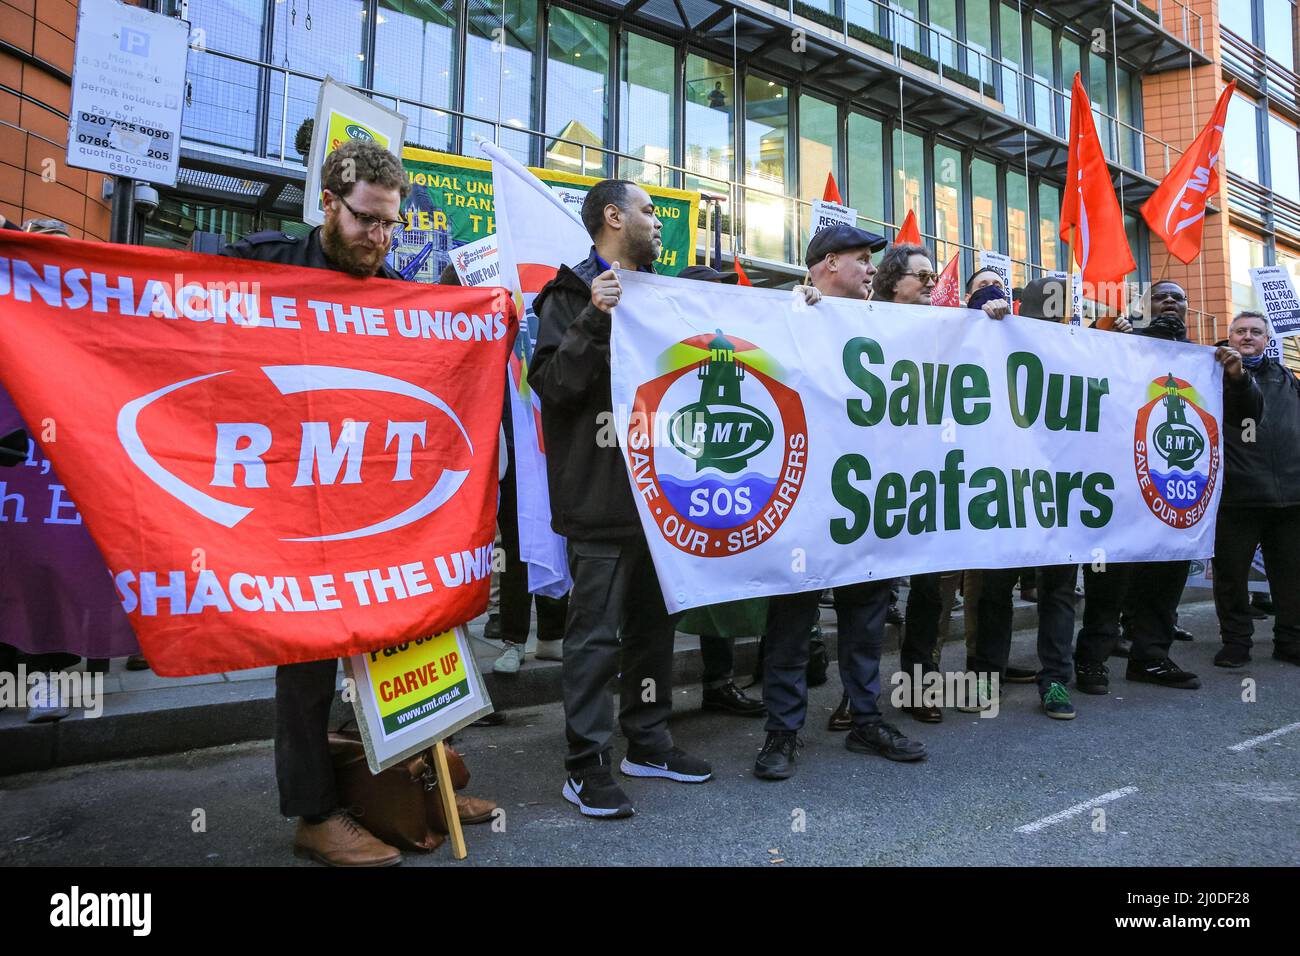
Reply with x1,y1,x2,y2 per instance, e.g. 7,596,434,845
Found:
120,27,150,56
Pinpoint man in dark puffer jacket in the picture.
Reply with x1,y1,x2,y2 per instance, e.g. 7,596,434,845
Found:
1212,310,1300,668
529,180,713,820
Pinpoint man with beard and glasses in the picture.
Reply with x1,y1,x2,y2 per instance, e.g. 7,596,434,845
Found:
221,141,412,866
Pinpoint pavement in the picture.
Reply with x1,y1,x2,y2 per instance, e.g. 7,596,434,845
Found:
0,582,1021,774
1,597,1296,867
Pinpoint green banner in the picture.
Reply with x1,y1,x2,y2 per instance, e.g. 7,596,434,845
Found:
394,147,699,283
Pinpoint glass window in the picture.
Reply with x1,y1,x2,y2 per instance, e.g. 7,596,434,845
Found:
1059,36,1081,130
1117,67,1141,171
174,0,265,155
1264,0,1296,70
1230,229,1267,314
1220,1,1254,41
744,75,791,262
1269,115,1300,202
931,0,959,70
1006,168,1030,285
1124,212,1141,286
1226,94,1261,181
971,156,1001,260
463,0,538,165
933,143,964,265
619,33,675,187
892,127,925,241
266,0,366,165
684,55,735,196
543,8,610,177
1030,19,1055,135
891,0,923,54
1088,51,1113,160
144,197,258,250
998,2,1024,120
847,113,886,232
373,0,458,154
965,0,995,88
799,95,839,249
1037,181,1061,274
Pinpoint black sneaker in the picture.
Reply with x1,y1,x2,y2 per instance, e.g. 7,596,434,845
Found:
621,747,712,783
846,721,927,762
1214,644,1251,668
562,767,634,819
1074,660,1109,695
1041,682,1076,720
1273,644,1300,666
1173,625,1195,642
1126,657,1200,689
702,681,766,717
754,731,800,780
1004,665,1039,684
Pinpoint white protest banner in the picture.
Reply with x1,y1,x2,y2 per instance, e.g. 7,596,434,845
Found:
344,626,493,773
68,0,190,186
483,140,578,598
609,274,1225,612
810,200,858,235
1249,265,1300,339
978,250,1012,290
451,234,501,287
303,77,408,226
1046,270,1085,325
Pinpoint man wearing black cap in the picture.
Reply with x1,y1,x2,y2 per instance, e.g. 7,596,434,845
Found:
754,223,928,780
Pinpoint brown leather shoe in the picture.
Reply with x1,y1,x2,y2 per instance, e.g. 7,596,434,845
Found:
901,704,943,723
293,812,403,867
827,695,852,732
456,793,497,825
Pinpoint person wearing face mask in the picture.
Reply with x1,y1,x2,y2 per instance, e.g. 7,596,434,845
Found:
754,225,929,780
1211,311,1300,669
1074,281,1211,694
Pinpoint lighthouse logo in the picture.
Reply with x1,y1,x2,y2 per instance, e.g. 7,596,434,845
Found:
1133,373,1220,528
627,330,807,556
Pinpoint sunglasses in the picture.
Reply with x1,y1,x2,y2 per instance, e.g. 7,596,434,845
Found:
902,270,939,284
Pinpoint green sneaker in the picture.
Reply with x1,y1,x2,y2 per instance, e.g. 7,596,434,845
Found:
955,676,997,713
1041,681,1076,720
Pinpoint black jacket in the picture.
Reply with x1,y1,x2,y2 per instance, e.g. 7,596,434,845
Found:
1223,357,1300,508
220,227,404,281
528,248,642,541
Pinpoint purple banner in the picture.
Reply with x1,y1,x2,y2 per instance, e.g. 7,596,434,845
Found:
0,386,137,659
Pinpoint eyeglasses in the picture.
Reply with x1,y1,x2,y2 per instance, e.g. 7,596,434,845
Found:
337,194,406,236
902,270,939,284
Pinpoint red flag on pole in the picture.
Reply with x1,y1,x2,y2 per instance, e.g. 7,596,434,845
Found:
823,172,842,204
896,209,921,245
1141,79,1236,264
930,253,962,307
1060,73,1135,288
733,259,754,286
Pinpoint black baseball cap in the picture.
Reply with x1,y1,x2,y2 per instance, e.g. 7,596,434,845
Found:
679,264,741,284
805,223,887,267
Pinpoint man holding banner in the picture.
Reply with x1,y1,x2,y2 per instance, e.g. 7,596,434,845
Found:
754,224,929,780
530,180,713,819
222,140,411,866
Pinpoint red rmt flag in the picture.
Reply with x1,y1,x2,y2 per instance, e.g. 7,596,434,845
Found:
822,172,842,204
1141,80,1236,264
896,208,922,245
733,259,754,286
0,231,516,676
1060,73,1136,287
930,253,962,307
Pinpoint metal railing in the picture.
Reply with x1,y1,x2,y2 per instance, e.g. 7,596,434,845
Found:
787,0,1186,179
1221,26,1300,120
1227,172,1300,240
1122,0,1205,54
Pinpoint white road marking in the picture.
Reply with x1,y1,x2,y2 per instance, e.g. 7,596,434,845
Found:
1228,721,1300,753
1015,786,1139,834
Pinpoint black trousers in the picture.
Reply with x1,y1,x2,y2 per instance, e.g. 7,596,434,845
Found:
497,442,568,645
1077,560,1190,666
972,565,1077,693
1213,504,1300,652
764,580,891,733
561,537,675,771
900,572,944,676
274,658,340,818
